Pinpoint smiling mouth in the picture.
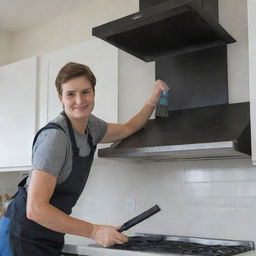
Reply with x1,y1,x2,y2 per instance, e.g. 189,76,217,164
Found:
74,106,88,110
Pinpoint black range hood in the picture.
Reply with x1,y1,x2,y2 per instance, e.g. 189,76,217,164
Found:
92,0,235,62
99,103,251,161
93,0,251,161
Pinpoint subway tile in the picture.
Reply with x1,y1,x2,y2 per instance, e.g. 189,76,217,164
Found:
209,183,236,197
235,167,256,181
228,158,253,168
183,160,217,170
184,196,236,208
237,182,256,197
184,183,212,196
232,208,256,239
211,168,235,182
138,161,185,183
185,169,211,183
185,183,236,197
235,196,256,208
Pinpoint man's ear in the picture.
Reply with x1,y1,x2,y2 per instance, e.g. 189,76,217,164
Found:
58,94,62,102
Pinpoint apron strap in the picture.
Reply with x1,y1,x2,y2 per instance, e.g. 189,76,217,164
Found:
32,122,66,148
18,176,28,187
10,123,67,200
61,112,80,156
87,133,96,154
10,176,28,199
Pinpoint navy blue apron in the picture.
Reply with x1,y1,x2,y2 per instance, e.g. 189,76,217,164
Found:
0,113,96,256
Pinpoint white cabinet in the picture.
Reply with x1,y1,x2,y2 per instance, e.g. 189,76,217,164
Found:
39,39,118,128
248,0,256,164
0,57,37,171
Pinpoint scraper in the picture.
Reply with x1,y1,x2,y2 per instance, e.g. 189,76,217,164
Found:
117,204,161,232
155,88,169,117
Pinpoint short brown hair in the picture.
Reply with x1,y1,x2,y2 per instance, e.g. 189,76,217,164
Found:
55,62,96,95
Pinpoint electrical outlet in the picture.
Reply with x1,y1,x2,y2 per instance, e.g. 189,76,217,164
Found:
125,197,136,212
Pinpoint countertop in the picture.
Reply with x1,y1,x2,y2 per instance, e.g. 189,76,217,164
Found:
62,244,256,256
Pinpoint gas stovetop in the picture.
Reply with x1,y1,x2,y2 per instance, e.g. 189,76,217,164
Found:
106,233,254,256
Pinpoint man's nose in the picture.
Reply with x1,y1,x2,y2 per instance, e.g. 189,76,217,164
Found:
75,94,83,104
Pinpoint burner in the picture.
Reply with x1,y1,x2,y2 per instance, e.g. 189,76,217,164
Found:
109,235,254,256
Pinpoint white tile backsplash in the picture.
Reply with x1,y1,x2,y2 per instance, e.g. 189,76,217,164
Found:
63,157,256,245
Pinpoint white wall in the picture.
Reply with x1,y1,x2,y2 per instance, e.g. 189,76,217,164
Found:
0,28,11,66
9,0,138,63
1,0,256,247
118,50,155,122
219,0,249,103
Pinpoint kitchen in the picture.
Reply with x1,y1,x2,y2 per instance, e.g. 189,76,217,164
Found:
0,0,256,255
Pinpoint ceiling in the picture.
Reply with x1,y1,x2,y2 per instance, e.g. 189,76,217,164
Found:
0,0,91,32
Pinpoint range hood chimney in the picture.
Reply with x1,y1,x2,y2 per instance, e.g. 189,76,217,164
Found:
92,0,251,161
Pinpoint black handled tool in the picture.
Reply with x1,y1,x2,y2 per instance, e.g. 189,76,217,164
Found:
118,204,161,232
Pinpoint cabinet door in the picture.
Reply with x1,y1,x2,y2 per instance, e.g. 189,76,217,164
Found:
0,57,37,170
39,39,118,127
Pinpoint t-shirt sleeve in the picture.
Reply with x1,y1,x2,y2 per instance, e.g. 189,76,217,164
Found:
32,129,69,178
88,114,108,145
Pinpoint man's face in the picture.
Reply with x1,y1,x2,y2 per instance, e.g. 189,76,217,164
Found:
59,76,95,121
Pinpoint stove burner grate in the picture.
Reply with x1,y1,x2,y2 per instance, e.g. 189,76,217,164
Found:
109,236,253,256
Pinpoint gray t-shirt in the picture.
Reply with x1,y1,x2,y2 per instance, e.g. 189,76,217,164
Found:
27,113,107,186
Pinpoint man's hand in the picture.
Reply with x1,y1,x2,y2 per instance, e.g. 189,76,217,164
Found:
146,80,169,107
91,224,128,247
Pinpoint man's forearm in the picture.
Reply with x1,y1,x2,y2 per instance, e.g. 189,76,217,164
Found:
100,80,169,143
125,103,155,133
27,202,94,238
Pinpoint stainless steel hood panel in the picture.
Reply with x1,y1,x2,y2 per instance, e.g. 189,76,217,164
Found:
98,102,251,161
98,142,250,161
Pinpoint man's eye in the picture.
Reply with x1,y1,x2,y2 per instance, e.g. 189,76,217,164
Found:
66,93,74,96
82,91,90,94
